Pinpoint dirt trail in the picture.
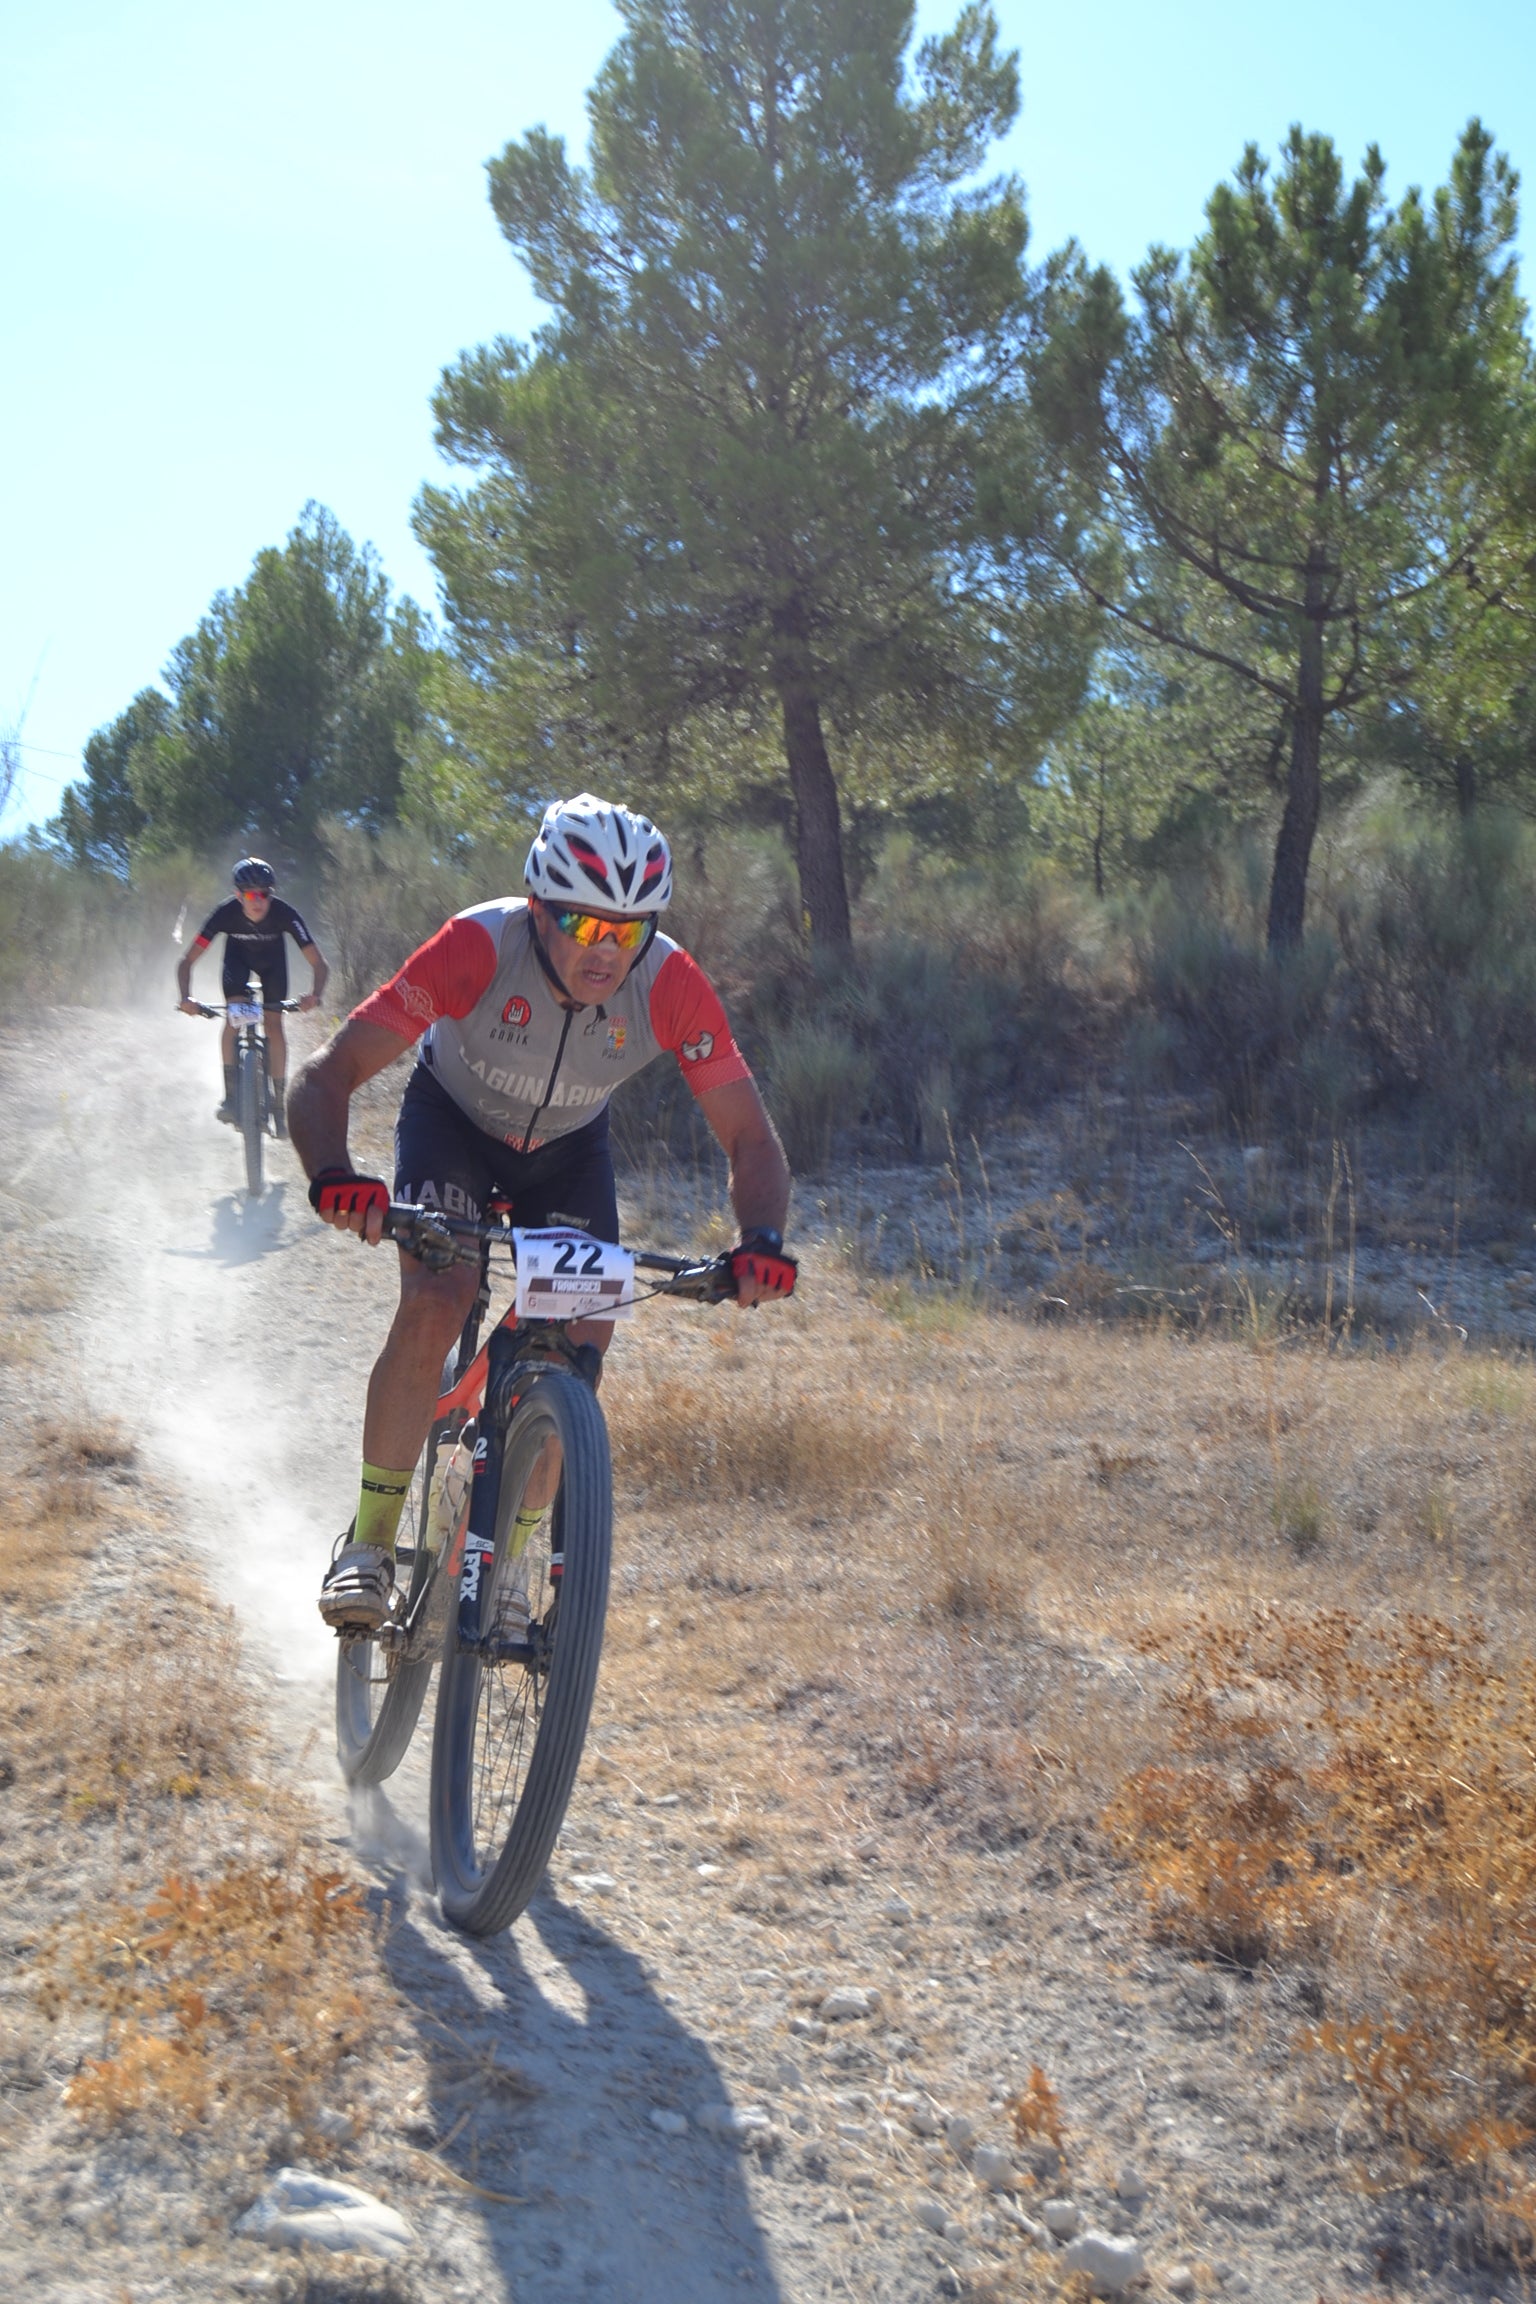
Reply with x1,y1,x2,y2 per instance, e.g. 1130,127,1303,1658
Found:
2,1010,786,2301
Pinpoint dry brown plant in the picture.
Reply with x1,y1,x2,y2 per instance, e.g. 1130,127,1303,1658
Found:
1,1414,139,1593
3,1407,255,1824
42,1863,374,2138
1105,1604,1536,2220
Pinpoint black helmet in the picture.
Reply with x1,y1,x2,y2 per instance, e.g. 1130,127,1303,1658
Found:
233,856,276,893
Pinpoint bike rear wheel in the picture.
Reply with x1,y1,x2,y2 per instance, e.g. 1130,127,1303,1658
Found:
237,1038,264,1197
430,1368,612,1935
335,1430,449,1785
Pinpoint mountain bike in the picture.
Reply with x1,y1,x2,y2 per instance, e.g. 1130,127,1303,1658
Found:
335,1203,741,1936
191,998,300,1197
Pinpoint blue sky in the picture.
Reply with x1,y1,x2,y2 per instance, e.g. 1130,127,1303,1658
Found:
3,0,1531,834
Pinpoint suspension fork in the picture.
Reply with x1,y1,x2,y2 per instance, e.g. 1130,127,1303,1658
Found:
457,1323,523,1651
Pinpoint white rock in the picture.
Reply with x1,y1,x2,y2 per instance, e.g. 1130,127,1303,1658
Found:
883,1894,914,1923
1041,2197,1081,2238
945,2113,976,2152
821,1985,881,2021
569,1871,617,1895
1166,2271,1197,2299
695,1862,722,1879
235,2169,415,2261
696,2103,773,2144
970,2145,1018,2192
790,2015,826,2038
1114,2163,1149,2203
836,2121,870,2140
741,1967,779,1986
907,2100,948,2137
648,2108,689,2136
915,2198,950,2234
1063,2231,1146,2296
311,2107,353,2143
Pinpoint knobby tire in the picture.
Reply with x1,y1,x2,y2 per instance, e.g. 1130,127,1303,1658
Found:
334,1426,447,1785
237,1039,264,1197
430,1367,612,1935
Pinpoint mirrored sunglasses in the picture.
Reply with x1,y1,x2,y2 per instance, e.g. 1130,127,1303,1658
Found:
547,907,651,952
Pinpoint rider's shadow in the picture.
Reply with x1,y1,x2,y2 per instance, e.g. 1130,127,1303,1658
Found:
166,1184,293,1266
376,1879,785,2300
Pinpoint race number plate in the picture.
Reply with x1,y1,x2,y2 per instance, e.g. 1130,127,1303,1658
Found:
227,999,262,1023
513,1228,635,1322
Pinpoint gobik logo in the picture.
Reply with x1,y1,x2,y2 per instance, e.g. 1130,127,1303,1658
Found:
502,995,532,1028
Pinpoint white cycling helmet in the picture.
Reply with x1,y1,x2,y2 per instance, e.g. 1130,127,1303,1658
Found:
524,794,673,913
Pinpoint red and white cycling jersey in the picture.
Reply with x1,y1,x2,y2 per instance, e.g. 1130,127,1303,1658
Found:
352,899,750,1151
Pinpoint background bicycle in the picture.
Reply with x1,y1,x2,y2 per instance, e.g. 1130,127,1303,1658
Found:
190,998,301,1197
334,1203,760,1935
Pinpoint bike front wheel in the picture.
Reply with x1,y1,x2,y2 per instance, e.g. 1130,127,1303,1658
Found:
335,1434,445,1786
430,1367,612,1935
237,1039,264,1197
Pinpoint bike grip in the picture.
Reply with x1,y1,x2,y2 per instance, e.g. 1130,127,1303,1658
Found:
308,1167,390,1219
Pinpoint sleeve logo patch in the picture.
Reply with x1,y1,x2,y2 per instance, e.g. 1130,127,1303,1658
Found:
399,980,438,1022
502,995,532,1027
681,1029,715,1064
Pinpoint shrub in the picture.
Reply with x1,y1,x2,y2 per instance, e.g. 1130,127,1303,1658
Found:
317,819,525,1004
1334,807,1536,1196
1133,897,1342,1133
0,840,222,1007
1107,1605,1536,2186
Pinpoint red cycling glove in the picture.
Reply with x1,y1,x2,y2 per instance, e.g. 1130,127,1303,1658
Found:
730,1231,798,1300
308,1167,390,1220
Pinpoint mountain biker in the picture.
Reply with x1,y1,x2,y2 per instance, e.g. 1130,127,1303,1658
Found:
288,794,796,1632
176,858,329,1133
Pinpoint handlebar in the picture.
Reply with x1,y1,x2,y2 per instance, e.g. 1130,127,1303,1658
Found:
380,1202,738,1303
188,1000,305,1017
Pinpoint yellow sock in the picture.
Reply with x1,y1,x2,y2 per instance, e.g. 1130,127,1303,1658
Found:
509,1506,543,1561
356,1461,411,1555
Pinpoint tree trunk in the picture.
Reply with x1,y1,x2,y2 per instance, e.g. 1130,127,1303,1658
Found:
773,633,852,951
1266,566,1326,953
1454,753,1477,820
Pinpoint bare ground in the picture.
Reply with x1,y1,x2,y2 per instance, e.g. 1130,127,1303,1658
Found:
2,1005,1532,2303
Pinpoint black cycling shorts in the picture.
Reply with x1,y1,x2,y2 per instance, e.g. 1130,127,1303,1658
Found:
393,1063,619,1241
222,945,289,1006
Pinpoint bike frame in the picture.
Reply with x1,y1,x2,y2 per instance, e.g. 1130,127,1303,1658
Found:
378,1203,730,1661
192,997,302,1108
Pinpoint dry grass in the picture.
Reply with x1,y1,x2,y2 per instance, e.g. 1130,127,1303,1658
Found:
597,1246,1536,2246
0,1413,140,1593
1105,1605,1536,2224
41,1863,375,2139
1,1396,303,2166
1,1416,253,1815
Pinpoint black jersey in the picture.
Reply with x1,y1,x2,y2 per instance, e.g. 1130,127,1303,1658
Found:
192,896,315,960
